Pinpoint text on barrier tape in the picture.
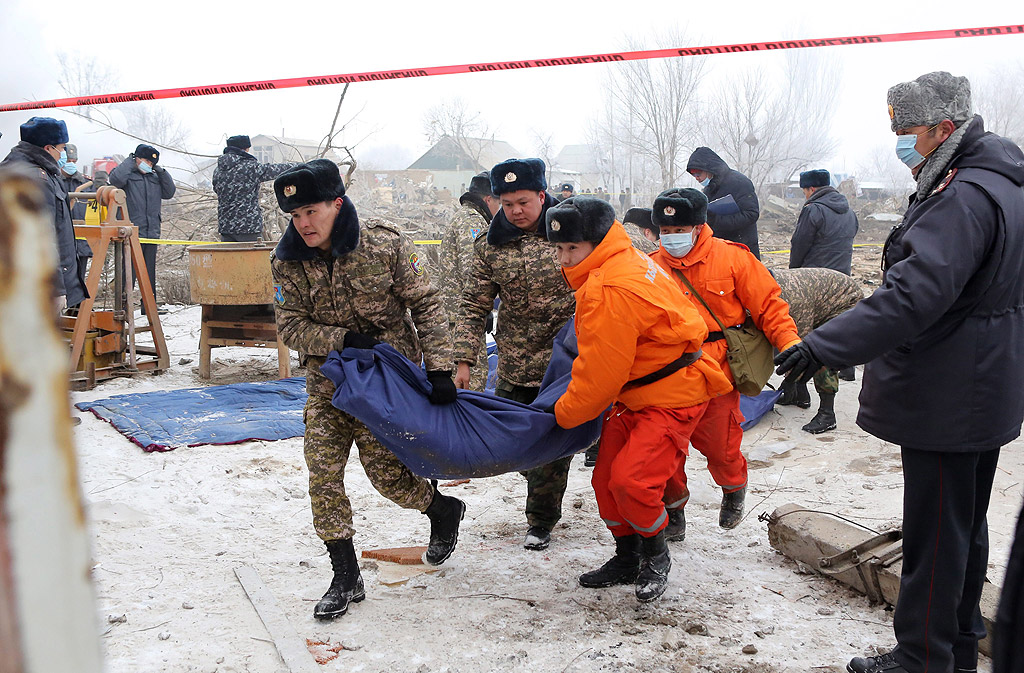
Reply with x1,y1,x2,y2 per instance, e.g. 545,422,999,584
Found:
3,25,1021,112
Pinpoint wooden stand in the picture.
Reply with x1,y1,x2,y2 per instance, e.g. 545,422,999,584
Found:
198,304,291,379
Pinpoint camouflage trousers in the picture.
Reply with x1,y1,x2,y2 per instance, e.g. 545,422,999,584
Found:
495,378,574,530
452,320,490,392
303,394,434,541
814,368,840,395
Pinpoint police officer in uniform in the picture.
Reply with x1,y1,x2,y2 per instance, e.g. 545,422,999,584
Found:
775,72,1024,673
271,159,465,620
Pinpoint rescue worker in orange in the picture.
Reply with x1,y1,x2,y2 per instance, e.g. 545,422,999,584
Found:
650,188,801,539
547,196,732,602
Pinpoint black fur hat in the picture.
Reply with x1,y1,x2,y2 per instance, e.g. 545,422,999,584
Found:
799,169,830,188
559,182,574,193
467,171,493,197
274,159,346,212
134,144,160,165
20,117,68,147
489,158,547,195
623,207,657,239
545,196,616,244
226,135,251,150
652,188,708,229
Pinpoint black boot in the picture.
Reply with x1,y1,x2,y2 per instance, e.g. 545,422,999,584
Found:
802,392,837,434
523,525,551,551
579,534,642,588
635,531,671,602
422,487,466,566
838,366,856,381
663,508,686,542
584,443,599,468
719,486,746,529
778,379,811,409
313,538,365,621
847,652,909,673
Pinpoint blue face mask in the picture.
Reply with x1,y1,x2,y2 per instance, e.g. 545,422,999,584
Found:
63,162,78,175
661,230,697,258
138,161,154,174
700,177,711,187
895,124,939,169
57,149,67,169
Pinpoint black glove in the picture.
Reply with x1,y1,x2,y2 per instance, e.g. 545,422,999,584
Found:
538,403,556,414
343,331,380,350
426,370,458,405
773,342,824,385
484,310,495,334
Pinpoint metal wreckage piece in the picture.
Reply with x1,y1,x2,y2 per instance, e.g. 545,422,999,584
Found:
763,503,1000,657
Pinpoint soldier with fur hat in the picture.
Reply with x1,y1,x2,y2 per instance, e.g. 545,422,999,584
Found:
110,142,176,309
650,188,801,540
775,71,1024,673
545,196,731,602
270,159,466,621
439,172,501,392
453,157,577,551
789,169,859,276
1,116,88,310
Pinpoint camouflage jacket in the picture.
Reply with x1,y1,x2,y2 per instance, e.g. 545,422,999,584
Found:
439,199,490,325
271,199,451,398
623,222,658,254
770,267,863,337
453,194,575,387
212,148,295,235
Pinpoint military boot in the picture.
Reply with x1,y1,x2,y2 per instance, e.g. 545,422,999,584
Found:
523,525,551,551
847,652,909,673
719,486,746,529
584,443,599,468
422,487,466,566
802,392,837,434
663,508,686,542
579,534,642,588
778,379,811,409
838,366,856,381
635,531,671,602
313,538,365,620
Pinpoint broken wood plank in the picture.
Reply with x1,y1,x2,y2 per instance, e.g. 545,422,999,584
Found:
361,546,428,565
234,566,320,673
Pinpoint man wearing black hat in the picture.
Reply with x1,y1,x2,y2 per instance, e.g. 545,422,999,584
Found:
623,207,659,246
775,72,1024,673
557,182,574,202
453,157,576,551
270,159,464,621
213,135,296,242
789,169,859,276
686,147,762,259
110,143,176,307
439,171,501,391
1,116,88,310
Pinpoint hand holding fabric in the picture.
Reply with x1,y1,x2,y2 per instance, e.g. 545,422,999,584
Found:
343,331,380,350
426,371,458,405
774,342,823,384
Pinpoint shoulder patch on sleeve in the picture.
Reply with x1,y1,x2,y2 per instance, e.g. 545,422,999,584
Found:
409,251,424,276
273,282,285,305
930,168,958,197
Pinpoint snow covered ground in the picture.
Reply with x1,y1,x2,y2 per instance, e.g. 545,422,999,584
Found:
71,305,1023,673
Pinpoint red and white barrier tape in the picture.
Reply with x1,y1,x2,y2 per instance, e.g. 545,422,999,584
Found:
2,25,1021,113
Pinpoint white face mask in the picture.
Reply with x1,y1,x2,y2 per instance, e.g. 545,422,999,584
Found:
661,230,696,258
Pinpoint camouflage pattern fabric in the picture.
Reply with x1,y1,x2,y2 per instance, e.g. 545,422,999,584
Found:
623,221,658,254
303,394,434,541
495,379,574,530
440,202,491,391
773,267,864,395
212,149,295,235
453,229,575,388
272,218,452,398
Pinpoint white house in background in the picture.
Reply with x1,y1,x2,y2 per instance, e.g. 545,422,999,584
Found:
191,135,340,187
406,136,523,193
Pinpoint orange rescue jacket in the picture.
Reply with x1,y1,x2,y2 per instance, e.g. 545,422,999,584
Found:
650,225,801,382
554,223,732,429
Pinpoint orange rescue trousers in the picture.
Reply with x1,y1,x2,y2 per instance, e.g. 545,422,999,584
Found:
594,401,710,538
663,389,748,511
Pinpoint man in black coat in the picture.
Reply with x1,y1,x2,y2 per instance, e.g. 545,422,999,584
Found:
0,117,88,310
775,72,1024,673
686,146,761,259
110,143,176,306
789,169,859,275
212,135,295,242
60,144,95,283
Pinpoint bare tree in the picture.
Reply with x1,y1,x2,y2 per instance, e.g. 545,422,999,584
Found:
532,130,557,185
856,143,915,199
606,30,709,190
700,50,842,193
973,61,1024,145
56,51,118,121
422,97,494,170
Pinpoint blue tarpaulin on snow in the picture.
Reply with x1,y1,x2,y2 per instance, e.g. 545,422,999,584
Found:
75,378,308,452
322,320,604,480
739,389,782,431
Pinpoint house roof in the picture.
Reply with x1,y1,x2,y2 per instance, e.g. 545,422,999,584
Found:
553,144,602,173
407,136,523,172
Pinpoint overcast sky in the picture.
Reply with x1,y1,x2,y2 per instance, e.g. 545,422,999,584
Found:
1,0,1021,180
